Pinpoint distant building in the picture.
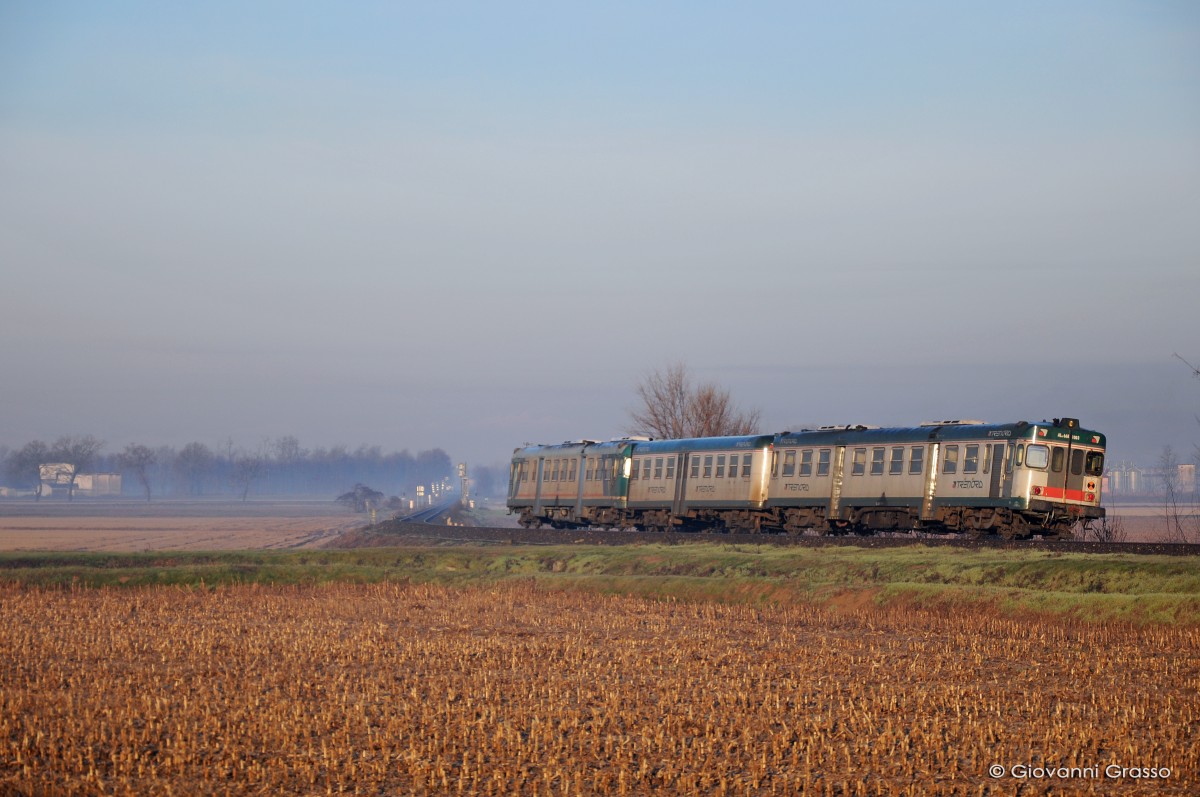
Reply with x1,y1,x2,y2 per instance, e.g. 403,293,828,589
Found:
37,463,122,497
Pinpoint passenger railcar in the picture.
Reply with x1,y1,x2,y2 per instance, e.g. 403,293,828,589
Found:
507,417,1105,539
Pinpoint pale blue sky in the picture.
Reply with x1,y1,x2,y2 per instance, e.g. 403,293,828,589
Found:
2,1,1198,469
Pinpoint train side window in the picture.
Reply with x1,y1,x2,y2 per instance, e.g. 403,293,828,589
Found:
851,448,867,476
799,449,813,477
716,455,726,478
742,454,752,478
909,446,923,475
703,455,713,478
654,457,664,479
1051,446,1065,473
643,459,652,480
568,460,577,481
1017,444,1026,467
1025,444,1048,469
889,446,904,475
691,458,700,478
1085,451,1104,476
666,458,676,479
630,459,639,480
1070,449,1084,476
554,460,563,481
964,445,979,474
782,450,796,477
542,461,549,481
870,447,885,476
943,445,959,474
817,449,831,476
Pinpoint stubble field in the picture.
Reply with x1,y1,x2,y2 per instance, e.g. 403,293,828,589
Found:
1,580,1197,796
0,500,360,551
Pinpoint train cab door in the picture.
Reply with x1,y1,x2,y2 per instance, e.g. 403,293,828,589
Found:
988,443,1005,498
672,453,688,516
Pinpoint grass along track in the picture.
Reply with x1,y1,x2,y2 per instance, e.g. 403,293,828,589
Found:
2,542,1198,625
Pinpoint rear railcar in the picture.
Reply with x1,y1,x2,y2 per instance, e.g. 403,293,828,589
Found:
507,440,632,528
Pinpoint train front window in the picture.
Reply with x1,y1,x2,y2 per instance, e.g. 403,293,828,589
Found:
1070,449,1084,476
1086,451,1104,476
1026,444,1048,469
1051,447,1065,473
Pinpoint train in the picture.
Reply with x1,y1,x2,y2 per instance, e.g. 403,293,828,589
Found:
506,417,1106,539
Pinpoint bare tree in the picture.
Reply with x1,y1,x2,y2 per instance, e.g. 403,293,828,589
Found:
231,453,265,502
118,444,157,502
50,435,104,500
1157,446,1197,543
5,440,49,499
628,362,761,439
336,483,385,513
175,442,214,495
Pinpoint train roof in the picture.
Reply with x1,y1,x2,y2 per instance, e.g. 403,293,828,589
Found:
775,419,1105,447
512,439,633,458
512,419,1105,460
628,434,776,454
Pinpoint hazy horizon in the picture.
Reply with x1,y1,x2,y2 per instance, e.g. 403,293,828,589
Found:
3,2,1198,471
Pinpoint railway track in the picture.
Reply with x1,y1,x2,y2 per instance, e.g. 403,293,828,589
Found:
363,520,1199,556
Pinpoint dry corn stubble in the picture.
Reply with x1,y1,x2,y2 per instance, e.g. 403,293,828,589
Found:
0,581,1196,795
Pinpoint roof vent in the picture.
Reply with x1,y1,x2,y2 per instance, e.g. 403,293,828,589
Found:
919,419,986,426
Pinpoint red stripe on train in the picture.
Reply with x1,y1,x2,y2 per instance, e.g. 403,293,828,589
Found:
1038,486,1089,502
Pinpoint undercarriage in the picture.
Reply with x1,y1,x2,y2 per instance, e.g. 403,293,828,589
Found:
513,502,1100,540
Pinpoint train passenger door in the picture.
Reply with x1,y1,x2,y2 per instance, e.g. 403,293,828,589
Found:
988,443,1005,498
672,453,688,516
828,446,846,520
533,458,544,512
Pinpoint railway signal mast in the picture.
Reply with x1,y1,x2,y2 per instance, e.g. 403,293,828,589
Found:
457,463,470,507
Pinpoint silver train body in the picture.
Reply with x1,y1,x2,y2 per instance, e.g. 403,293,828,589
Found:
507,418,1106,539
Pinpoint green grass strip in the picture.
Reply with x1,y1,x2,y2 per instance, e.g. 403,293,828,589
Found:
1,544,1197,624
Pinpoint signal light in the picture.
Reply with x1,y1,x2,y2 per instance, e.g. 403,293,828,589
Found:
1086,492,1095,501
1032,486,1042,496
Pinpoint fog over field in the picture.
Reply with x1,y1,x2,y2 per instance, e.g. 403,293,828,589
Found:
2,2,1198,470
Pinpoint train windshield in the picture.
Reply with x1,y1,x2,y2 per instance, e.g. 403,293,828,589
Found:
1086,451,1104,476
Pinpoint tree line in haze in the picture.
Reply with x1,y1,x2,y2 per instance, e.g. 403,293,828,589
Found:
0,435,472,501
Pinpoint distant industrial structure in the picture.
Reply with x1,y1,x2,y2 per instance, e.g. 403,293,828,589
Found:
1104,461,1196,498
